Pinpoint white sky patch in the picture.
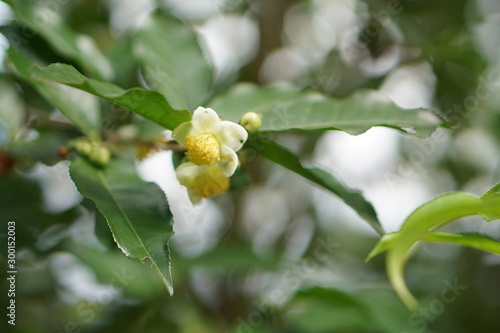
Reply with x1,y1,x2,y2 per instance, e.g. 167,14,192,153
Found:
0,2,13,72
106,0,155,36
260,47,309,84
197,13,259,81
51,253,120,304
312,0,358,53
22,161,82,213
314,128,400,188
162,0,223,20
454,129,499,174
380,62,436,109
283,3,324,59
364,175,432,232
0,1,12,25
313,127,434,232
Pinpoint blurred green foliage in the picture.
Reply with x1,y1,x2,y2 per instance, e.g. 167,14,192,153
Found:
1,0,500,333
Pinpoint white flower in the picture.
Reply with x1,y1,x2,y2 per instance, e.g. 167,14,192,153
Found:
173,106,248,202
173,106,248,177
176,162,230,204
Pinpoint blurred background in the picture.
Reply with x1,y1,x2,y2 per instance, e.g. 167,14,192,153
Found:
1,0,500,332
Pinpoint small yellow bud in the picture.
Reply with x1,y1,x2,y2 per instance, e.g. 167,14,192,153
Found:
88,146,110,167
71,138,93,157
70,138,111,167
240,112,262,133
184,133,220,165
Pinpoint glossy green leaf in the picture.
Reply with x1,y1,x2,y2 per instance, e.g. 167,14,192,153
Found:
9,0,113,80
6,48,101,137
69,157,174,294
31,63,192,130
210,83,442,136
0,74,25,144
372,186,500,310
246,136,384,235
135,13,213,110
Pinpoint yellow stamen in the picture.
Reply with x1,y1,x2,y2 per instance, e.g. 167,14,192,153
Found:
190,165,230,198
184,134,220,165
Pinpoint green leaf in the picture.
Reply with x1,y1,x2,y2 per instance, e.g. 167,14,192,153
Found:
481,183,500,222
135,13,213,110
374,187,500,310
424,232,500,254
284,287,373,333
246,137,384,235
366,231,500,262
9,0,113,80
210,83,442,137
6,48,101,137
365,233,398,263
69,240,166,299
287,287,420,332
31,63,192,130
0,74,25,144
69,157,174,294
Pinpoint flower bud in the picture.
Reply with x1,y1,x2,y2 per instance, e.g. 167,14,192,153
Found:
88,146,110,167
240,112,262,133
71,138,93,157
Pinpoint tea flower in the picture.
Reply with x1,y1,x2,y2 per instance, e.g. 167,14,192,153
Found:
173,107,247,176
176,162,230,204
173,107,248,202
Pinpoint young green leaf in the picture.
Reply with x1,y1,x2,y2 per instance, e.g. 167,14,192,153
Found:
246,137,384,236
9,0,113,80
135,13,213,110
424,232,500,254
210,83,442,137
7,48,101,137
481,183,500,222
69,157,174,295
30,63,192,130
373,186,500,310
366,231,500,262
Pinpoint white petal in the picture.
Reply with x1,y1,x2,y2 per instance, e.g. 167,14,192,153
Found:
217,121,248,152
192,107,221,133
172,121,193,146
219,145,239,177
176,163,206,204
176,162,202,183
